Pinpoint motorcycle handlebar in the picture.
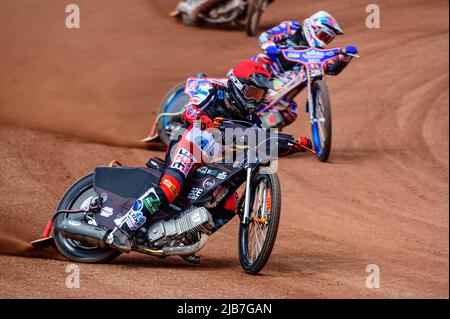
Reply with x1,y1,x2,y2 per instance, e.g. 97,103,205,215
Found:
213,118,255,130
335,51,360,58
212,117,303,147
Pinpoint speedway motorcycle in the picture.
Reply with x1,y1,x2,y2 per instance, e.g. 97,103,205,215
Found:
172,0,272,36
142,47,359,162
32,120,300,275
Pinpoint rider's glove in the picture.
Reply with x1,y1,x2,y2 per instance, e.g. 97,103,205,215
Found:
343,45,359,55
196,114,213,130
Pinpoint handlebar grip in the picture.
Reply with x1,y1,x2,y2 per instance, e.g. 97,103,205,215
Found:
336,50,360,58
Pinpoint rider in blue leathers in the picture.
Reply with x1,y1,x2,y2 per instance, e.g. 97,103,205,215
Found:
254,11,358,128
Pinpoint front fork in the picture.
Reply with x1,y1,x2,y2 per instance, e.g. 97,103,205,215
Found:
242,166,253,225
242,164,270,226
307,76,315,125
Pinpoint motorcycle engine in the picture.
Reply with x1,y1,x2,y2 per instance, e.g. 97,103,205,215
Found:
146,207,214,247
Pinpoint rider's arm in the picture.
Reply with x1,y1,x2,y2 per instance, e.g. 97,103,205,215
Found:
182,82,215,127
325,46,358,76
258,21,301,63
258,20,300,47
325,53,354,76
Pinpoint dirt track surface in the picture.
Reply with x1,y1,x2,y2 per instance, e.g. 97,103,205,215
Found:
0,0,448,298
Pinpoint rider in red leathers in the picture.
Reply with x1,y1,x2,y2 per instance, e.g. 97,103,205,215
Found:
106,60,308,253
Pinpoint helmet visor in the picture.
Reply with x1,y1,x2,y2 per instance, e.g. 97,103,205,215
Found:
242,85,268,103
316,27,336,45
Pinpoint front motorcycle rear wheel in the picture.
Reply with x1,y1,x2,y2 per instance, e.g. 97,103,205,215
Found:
238,169,281,275
156,82,189,147
53,174,121,263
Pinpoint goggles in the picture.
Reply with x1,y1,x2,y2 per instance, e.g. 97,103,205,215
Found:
242,85,268,103
316,27,336,45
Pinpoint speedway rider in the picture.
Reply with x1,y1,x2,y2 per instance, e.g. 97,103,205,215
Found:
181,0,226,22
178,0,274,22
106,60,310,253
254,11,359,128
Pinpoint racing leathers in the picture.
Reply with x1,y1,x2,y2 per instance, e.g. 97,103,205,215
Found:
253,20,353,127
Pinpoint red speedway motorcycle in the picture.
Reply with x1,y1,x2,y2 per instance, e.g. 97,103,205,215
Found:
32,119,301,274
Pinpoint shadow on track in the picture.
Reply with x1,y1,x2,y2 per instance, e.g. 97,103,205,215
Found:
111,254,237,270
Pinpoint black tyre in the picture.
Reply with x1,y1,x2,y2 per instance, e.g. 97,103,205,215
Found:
238,169,281,274
53,174,121,263
156,82,189,146
245,0,263,36
311,80,332,162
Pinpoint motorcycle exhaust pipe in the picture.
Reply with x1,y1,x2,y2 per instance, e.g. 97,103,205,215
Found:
162,233,209,256
59,219,109,248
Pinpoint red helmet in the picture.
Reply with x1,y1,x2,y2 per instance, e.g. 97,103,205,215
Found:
227,60,274,117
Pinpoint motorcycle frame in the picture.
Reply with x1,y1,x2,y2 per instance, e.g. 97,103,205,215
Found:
273,48,337,126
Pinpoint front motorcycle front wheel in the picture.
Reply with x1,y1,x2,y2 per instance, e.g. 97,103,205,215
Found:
53,174,122,263
311,80,332,162
238,169,281,275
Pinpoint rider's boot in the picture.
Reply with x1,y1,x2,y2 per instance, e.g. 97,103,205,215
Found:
279,136,313,157
106,188,164,253
296,136,313,152
106,221,134,253
190,0,224,21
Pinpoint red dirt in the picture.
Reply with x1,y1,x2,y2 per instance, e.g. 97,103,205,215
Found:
0,0,448,298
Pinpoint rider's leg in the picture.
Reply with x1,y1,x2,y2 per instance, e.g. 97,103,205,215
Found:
106,185,170,253
269,100,312,155
281,101,313,153
279,100,298,126
107,125,218,252
261,99,297,129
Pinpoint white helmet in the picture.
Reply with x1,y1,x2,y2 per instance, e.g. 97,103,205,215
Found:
303,11,344,48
